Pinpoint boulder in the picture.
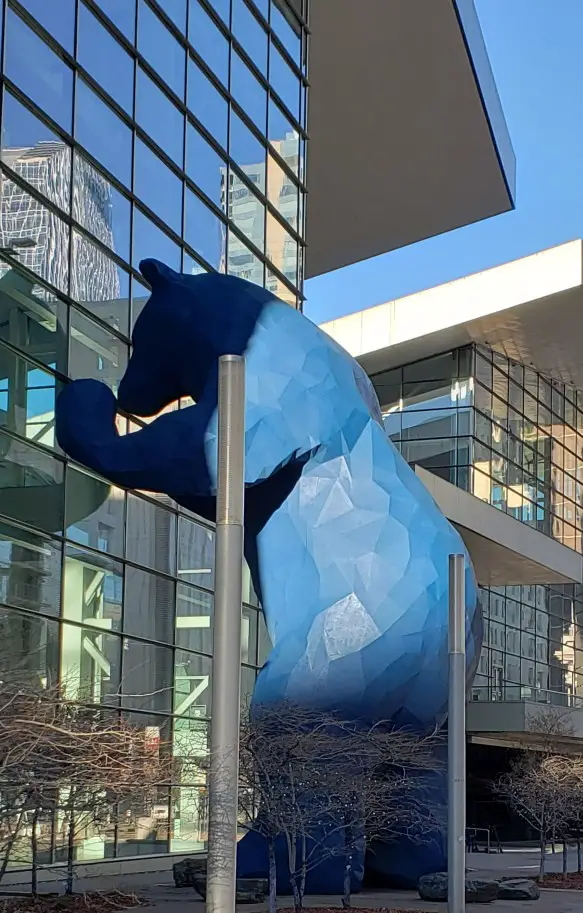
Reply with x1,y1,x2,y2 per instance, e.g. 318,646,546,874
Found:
497,879,540,901
191,875,268,904
173,856,207,887
418,872,499,903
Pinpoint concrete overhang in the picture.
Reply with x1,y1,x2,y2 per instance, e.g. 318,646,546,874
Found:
305,0,515,279
415,465,583,587
320,241,583,388
467,701,583,753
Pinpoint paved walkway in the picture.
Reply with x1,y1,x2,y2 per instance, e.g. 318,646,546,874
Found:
3,850,583,912
130,884,583,913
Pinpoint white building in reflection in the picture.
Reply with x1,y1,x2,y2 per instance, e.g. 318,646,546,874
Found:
0,141,120,305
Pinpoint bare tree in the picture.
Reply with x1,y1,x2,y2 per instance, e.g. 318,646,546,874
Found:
496,754,570,878
543,754,583,876
231,703,445,912
0,675,172,893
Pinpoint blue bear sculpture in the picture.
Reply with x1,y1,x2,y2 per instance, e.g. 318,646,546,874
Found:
56,260,482,889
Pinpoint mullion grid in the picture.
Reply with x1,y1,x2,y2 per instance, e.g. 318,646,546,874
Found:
0,0,288,859
471,344,581,549
2,0,307,305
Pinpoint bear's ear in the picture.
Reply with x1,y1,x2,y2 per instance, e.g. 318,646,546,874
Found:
139,258,176,287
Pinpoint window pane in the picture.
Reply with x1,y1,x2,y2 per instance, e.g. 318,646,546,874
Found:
185,189,226,270
121,638,173,714
187,58,228,150
138,0,186,99
5,10,74,132
189,1,229,86
77,2,135,114
183,251,208,276
136,67,185,166
258,609,271,665
133,207,182,272
231,52,267,132
134,140,183,235
65,466,125,557
241,607,257,664
266,211,297,286
265,268,295,305
61,620,121,705
271,1,301,66
73,154,131,264
227,230,264,286
267,154,298,228
232,0,268,74
75,79,133,188
178,517,215,588
268,99,299,175
229,111,266,192
270,41,300,120
126,493,177,575
63,544,122,631
69,306,129,393
0,343,58,448
229,178,265,251
0,431,64,533
203,0,230,24
0,175,70,294
0,520,61,616
71,231,130,336
158,0,187,31
131,274,151,328
94,0,137,41
187,123,226,208
1,91,72,214
0,262,68,375
0,609,59,688
174,650,212,718
124,564,175,643
18,0,76,51
176,583,212,653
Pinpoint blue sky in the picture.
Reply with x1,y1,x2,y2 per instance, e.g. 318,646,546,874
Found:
305,0,583,324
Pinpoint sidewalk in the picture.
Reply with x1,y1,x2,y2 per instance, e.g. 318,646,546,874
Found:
132,884,583,913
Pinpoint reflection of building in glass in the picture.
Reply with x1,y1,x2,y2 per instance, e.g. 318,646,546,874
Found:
224,133,300,303
0,0,309,866
0,142,120,304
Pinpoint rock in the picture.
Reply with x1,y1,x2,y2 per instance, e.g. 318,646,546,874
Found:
173,856,207,887
191,875,268,904
497,878,540,901
418,872,499,903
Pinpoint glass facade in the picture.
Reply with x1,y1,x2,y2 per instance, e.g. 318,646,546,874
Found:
370,345,583,710
0,0,307,864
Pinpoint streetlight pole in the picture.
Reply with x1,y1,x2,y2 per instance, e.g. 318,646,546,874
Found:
448,554,466,913
206,355,246,913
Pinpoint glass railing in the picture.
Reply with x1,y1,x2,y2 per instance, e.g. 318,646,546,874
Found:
470,685,583,710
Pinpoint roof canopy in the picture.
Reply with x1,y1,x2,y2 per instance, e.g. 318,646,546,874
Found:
305,0,515,278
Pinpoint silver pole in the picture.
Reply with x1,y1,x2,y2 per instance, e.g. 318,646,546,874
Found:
448,554,466,913
206,355,246,913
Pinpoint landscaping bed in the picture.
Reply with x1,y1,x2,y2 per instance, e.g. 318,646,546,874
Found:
539,872,583,889
0,892,143,913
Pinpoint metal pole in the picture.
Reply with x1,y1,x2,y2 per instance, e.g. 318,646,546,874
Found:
448,554,466,913
206,355,246,913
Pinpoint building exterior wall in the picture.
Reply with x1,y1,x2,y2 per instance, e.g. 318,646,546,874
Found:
369,344,583,712
0,0,307,866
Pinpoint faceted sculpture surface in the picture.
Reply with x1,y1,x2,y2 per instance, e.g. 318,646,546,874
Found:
56,260,482,888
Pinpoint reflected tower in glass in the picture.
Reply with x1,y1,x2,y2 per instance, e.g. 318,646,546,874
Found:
0,0,308,865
